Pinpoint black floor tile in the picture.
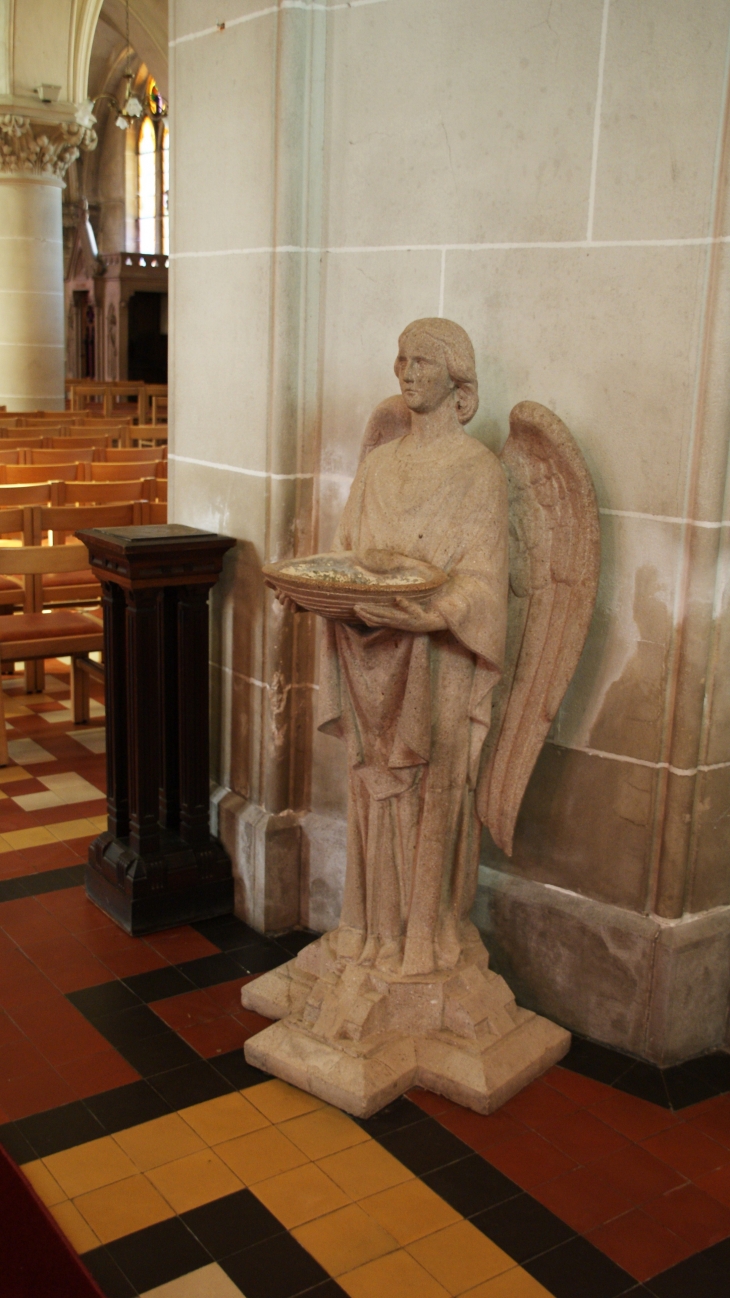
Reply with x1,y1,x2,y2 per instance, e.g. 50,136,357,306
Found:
472,1191,575,1261
16,1099,106,1158
354,1095,426,1139
222,1231,329,1298
212,1048,270,1090
182,1188,284,1260
525,1236,637,1298
192,914,261,951
122,965,196,1003
379,1115,472,1175
118,1028,201,1077
82,1246,137,1298
107,1217,210,1293
0,1120,36,1165
92,1004,172,1053
84,1080,172,1135
148,1059,234,1108
0,877,34,902
662,1052,730,1109
302,1284,350,1298
560,1037,637,1087
177,952,246,987
68,980,141,1021
231,943,290,974
21,863,86,894
646,1236,730,1297
274,929,320,957
614,1062,671,1109
423,1152,520,1216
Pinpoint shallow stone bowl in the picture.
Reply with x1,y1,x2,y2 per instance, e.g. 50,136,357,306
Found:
262,550,447,621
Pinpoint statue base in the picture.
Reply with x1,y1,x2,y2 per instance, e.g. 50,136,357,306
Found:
241,928,570,1118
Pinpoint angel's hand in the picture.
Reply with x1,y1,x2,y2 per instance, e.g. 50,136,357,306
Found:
353,595,447,633
273,590,298,613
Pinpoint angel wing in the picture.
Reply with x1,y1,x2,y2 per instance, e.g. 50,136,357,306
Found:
478,400,600,856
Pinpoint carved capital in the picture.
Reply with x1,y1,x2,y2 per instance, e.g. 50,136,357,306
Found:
0,115,97,179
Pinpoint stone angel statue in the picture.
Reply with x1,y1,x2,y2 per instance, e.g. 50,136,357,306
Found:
244,318,600,1116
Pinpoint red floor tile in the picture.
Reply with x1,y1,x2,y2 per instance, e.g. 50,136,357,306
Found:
482,1129,578,1188
57,1047,139,1099
425,1104,525,1152
532,1163,635,1233
0,1037,50,1082
591,1144,686,1204
584,1087,678,1142
235,1007,278,1037
36,887,114,935
151,989,223,1031
204,979,252,1016
0,1009,26,1048
588,1207,694,1282
501,1078,579,1127
696,1163,730,1209
683,1095,730,1150
641,1123,729,1179
0,853,36,879
32,801,105,827
408,1088,460,1118
94,943,169,978
24,842,86,871
0,897,66,946
0,955,58,1013
178,1017,249,1058
535,1109,629,1164
12,1000,110,1066
0,1066,75,1119
542,1065,615,1108
143,927,220,964
643,1183,730,1251
23,937,110,994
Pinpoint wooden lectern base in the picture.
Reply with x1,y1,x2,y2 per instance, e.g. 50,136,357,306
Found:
87,829,233,935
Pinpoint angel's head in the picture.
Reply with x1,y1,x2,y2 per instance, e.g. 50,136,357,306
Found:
395,318,479,425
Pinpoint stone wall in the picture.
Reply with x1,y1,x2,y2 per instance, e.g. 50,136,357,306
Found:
169,0,730,1064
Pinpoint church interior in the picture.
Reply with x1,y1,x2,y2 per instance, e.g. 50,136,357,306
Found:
1,2,730,1296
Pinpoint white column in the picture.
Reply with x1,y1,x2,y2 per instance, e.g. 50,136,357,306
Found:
0,117,96,411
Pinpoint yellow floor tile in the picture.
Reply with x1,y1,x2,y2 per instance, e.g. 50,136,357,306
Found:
2,825,55,849
112,1112,207,1172
73,1174,174,1244
89,814,108,830
293,1203,398,1276
50,1200,101,1254
407,1221,514,1296
216,1124,309,1184
0,836,14,853
252,1162,350,1229
44,1136,138,1198
46,817,98,841
339,1248,452,1298
146,1149,244,1214
279,1106,370,1160
462,1270,555,1298
0,765,30,783
318,1140,414,1200
21,1158,67,1207
245,1078,327,1123
180,1091,270,1145
360,1177,461,1245
0,789,7,800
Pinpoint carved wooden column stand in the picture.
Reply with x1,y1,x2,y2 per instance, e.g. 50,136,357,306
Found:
76,524,235,934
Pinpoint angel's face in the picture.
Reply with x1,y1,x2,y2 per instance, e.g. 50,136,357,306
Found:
395,334,455,414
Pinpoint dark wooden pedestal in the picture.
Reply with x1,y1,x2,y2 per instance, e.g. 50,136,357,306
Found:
76,524,235,935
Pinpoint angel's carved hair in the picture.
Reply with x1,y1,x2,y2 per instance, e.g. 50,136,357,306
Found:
397,318,479,425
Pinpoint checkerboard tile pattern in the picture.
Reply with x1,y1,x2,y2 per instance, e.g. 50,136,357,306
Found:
0,668,729,1296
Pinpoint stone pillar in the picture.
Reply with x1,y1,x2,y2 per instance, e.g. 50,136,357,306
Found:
0,116,96,410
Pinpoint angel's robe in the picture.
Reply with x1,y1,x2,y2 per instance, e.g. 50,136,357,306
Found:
319,426,510,974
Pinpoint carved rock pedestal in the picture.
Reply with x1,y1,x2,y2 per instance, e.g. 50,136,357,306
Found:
242,928,570,1117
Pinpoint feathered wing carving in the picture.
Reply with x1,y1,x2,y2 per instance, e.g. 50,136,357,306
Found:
477,401,600,856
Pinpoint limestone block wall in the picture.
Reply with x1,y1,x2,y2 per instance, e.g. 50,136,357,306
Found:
169,0,730,1064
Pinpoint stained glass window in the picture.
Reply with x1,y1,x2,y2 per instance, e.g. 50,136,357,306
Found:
137,117,157,254
161,123,170,255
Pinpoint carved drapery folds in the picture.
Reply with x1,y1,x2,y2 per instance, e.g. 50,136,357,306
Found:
0,116,97,179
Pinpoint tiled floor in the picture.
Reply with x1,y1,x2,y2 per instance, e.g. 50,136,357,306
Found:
0,668,729,1296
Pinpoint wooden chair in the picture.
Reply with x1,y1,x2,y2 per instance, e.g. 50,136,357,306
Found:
0,508,27,610
156,479,168,504
101,447,162,463
28,502,147,607
150,394,168,424
89,461,165,482
146,501,167,525
26,448,95,466
50,436,114,452
2,464,84,484
0,436,49,449
130,426,167,449
58,479,157,505
0,450,21,465
0,543,104,761
0,483,59,508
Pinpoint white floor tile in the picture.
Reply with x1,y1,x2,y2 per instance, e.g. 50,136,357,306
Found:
70,728,106,754
38,773,104,804
140,1263,245,1298
6,738,55,765
13,791,64,811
